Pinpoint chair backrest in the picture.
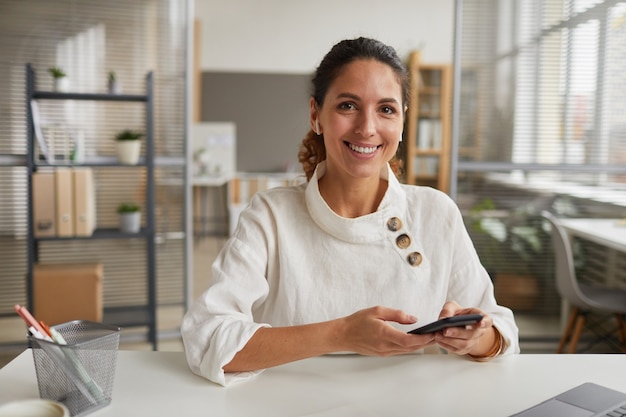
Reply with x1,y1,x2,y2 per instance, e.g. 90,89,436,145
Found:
541,211,595,309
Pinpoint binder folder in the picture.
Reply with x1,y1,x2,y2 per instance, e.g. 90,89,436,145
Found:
55,167,74,237
73,168,96,237
32,171,56,237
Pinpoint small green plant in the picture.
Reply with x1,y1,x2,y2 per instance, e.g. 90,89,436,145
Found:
48,67,66,79
108,71,116,82
117,203,140,214
115,130,143,141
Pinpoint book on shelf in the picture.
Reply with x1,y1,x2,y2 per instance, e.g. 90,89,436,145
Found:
417,119,431,149
33,168,96,238
414,155,439,176
416,119,443,150
431,119,442,149
73,167,96,237
32,170,56,237
30,100,50,162
55,167,74,237
31,99,81,163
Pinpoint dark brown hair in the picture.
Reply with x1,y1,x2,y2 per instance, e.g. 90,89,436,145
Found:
298,37,409,181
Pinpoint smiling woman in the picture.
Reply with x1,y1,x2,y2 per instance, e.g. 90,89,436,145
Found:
308,52,407,217
181,37,520,387
312,60,404,182
300,38,410,186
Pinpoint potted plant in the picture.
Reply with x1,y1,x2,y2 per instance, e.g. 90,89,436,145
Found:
114,129,143,165
117,203,141,233
108,71,121,94
48,66,68,92
467,198,545,312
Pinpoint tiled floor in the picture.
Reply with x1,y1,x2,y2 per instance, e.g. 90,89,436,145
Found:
0,236,619,369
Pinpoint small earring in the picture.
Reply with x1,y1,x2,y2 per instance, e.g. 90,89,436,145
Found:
315,120,321,135
399,135,403,142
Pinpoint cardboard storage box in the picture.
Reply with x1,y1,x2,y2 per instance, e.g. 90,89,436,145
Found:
33,262,103,325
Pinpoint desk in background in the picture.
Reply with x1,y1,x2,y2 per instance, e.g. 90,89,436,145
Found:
193,172,305,237
559,218,626,252
192,175,231,236
1,350,626,416
191,122,236,237
554,218,626,334
559,218,626,287
227,172,305,235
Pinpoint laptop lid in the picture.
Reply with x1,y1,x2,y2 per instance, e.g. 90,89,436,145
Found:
510,382,626,417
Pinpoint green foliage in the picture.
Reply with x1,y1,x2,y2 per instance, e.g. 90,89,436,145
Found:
470,198,496,214
115,130,143,141
48,67,66,79
469,198,498,234
117,203,140,214
468,197,548,277
108,71,116,82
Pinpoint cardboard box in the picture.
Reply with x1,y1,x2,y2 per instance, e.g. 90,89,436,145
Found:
494,273,539,312
33,263,103,325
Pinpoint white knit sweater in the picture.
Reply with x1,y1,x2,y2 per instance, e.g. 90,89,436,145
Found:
181,162,520,386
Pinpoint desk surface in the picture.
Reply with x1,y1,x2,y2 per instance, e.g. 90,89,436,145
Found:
559,218,626,252
1,350,626,417
192,175,232,186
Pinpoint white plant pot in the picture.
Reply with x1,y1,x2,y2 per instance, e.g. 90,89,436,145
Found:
53,77,69,92
108,80,122,95
115,140,141,165
119,212,141,233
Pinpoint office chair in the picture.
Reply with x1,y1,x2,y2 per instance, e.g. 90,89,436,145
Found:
542,211,626,354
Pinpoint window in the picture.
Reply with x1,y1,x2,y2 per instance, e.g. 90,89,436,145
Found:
0,0,189,335
454,0,626,327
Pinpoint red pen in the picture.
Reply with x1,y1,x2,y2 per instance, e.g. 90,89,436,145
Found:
39,321,53,338
39,320,54,339
14,304,47,336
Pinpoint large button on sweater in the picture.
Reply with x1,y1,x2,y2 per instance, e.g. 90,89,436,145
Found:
396,233,411,249
387,217,402,232
408,251,423,266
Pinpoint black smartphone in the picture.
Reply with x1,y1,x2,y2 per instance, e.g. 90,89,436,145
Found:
407,314,483,335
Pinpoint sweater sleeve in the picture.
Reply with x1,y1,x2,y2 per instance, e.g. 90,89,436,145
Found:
181,196,274,386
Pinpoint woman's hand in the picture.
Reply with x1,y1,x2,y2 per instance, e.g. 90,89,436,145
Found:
431,301,497,357
225,306,435,373
336,306,436,356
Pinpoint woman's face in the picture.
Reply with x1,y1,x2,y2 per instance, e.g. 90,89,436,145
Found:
311,59,404,181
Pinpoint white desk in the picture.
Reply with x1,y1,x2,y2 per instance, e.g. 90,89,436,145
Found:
559,218,626,252
192,175,231,236
1,350,626,416
559,218,626,291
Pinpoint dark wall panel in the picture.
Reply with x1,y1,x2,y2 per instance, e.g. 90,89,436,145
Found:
201,72,310,172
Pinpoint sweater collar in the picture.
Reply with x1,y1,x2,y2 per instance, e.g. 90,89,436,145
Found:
305,161,407,243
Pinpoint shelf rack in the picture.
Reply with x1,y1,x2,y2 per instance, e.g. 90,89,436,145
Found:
25,64,157,350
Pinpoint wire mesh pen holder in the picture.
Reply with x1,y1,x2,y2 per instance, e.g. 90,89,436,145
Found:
29,320,121,417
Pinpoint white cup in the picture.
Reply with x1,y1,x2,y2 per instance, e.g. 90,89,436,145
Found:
0,399,70,417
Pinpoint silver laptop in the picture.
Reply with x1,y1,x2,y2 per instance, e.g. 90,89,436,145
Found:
511,382,626,417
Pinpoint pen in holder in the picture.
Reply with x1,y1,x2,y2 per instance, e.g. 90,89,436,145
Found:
28,320,121,417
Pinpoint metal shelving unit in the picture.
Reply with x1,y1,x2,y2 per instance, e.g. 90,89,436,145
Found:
25,64,157,350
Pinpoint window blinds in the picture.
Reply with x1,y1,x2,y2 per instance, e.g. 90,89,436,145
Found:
0,0,189,327
453,0,626,324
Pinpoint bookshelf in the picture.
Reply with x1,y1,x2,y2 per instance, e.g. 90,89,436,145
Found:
24,64,157,350
404,51,452,193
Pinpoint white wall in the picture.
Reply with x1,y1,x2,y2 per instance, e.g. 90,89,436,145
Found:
195,0,455,73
